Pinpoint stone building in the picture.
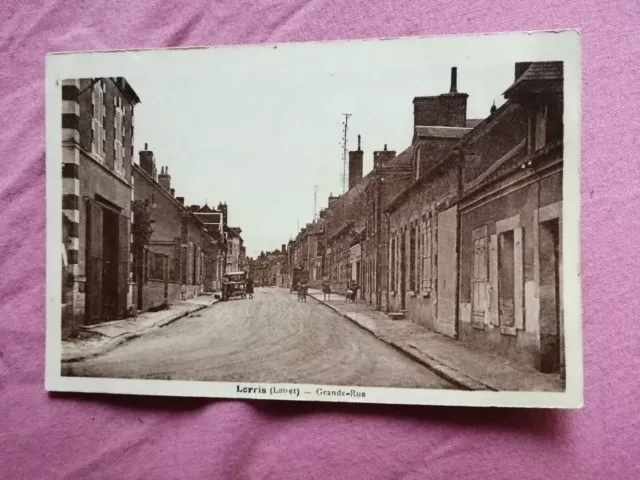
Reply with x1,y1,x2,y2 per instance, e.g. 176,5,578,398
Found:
61,77,140,331
192,203,226,291
361,143,413,309
384,67,477,337
226,226,244,272
324,175,371,294
132,145,209,310
457,62,564,374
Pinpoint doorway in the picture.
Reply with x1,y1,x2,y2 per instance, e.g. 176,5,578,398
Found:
539,218,562,373
102,209,120,321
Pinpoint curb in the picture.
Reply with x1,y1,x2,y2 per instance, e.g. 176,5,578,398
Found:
62,303,213,364
308,293,497,391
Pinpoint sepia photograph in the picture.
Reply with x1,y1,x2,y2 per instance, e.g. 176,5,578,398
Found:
46,30,582,408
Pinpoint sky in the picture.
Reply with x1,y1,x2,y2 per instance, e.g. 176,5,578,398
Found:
123,37,520,258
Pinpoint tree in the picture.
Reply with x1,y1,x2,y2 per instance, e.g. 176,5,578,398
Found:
132,199,154,281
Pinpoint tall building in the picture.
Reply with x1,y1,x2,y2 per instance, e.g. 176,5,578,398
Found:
61,77,141,331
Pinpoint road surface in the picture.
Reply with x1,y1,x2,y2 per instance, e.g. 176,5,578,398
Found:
64,288,454,389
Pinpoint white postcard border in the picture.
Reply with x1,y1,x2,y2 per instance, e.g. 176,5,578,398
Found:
45,29,583,409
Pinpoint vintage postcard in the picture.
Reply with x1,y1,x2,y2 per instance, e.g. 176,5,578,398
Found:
45,30,582,408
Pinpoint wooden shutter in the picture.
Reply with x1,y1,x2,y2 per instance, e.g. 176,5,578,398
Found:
514,226,524,330
471,226,488,327
91,85,100,155
422,216,432,292
117,214,130,317
85,199,103,324
488,234,499,325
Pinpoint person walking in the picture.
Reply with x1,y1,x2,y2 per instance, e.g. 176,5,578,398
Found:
321,275,331,301
298,278,309,303
246,277,254,299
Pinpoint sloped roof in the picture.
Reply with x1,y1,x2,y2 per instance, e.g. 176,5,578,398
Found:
503,62,563,97
466,118,484,128
415,125,471,139
326,171,373,240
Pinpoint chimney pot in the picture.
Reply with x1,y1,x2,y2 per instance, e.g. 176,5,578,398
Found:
450,67,458,93
176,196,184,205
144,143,148,150
158,164,171,191
170,188,175,196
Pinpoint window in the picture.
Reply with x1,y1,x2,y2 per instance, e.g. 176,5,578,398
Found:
498,230,515,327
114,96,124,176
421,214,433,293
409,224,416,292
472,226,488,328
91,80,106,160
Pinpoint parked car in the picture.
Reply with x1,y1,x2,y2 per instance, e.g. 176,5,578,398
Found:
221,271,247,301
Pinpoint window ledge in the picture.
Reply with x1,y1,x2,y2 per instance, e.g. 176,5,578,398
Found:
500,326,517,336
471,322,486,330
421,290,432,298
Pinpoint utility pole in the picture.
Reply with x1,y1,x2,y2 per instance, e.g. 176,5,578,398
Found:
340,113,352,194
313,185,318,222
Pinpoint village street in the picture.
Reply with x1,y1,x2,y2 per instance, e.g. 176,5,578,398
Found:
63,288,455,389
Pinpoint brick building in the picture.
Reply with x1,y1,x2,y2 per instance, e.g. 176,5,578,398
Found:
384,67,476,336
61,77,140,331
132,145,209,311
361,143,413,309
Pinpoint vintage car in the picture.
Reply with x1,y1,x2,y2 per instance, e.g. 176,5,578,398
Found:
221,271,247,301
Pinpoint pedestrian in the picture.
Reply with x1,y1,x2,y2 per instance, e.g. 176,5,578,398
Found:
246,277,254,299
298,278,309,303
346,280,358,303
321,276,331,301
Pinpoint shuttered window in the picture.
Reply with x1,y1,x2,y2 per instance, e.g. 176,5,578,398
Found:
114,96,124,176
91,80,106,161
472,225,489,328
421,213,433,294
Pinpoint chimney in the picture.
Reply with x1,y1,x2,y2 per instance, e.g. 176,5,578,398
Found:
139,144,155,177
281,244,286,253
348,134,364,190
170,188,175,196
413,67,468,129
373,144,396,170
328,194,339,209
176,196,184,205
158,166,171,191
515,62,533,80
450,67,458,93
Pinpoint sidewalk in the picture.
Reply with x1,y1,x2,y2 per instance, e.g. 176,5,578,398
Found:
61,296,218,363
307,289,564,392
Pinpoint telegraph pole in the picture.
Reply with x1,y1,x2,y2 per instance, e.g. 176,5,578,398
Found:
340,113,352,194
313,185,318,222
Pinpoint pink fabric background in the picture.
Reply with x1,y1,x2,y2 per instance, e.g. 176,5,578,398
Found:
0,0,638,478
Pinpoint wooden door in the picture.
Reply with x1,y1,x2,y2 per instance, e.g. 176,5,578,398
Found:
85,199,103,324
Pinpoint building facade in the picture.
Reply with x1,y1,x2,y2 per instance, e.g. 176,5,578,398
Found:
62,77,140,331
457,62,564,373
226,227,245,272
132,146,209,310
